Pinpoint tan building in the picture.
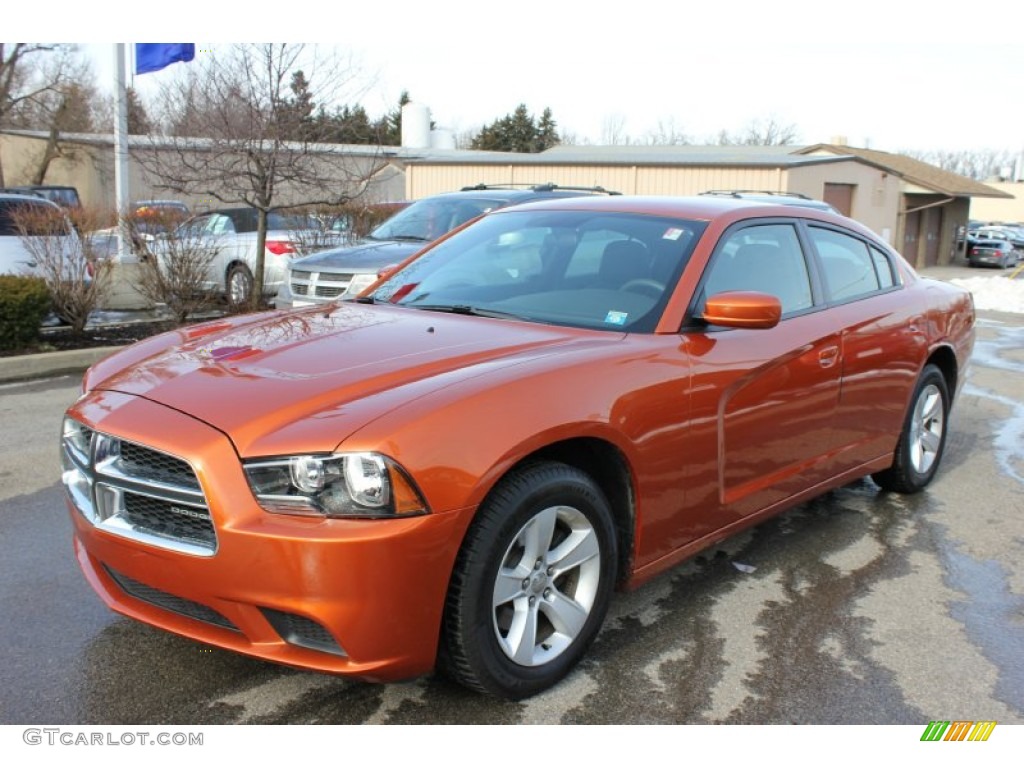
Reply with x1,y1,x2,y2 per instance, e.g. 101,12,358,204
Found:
405,143,1010,268
2,130,1008,269
963,180,1024,223
795,144,1011,268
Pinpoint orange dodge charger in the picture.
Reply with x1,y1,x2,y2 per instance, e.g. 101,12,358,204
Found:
62,195,975,699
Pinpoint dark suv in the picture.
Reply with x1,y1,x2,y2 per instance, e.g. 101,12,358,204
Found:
274,184,620,309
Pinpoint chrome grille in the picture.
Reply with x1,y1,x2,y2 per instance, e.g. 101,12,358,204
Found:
123,493,215,549
318,272,354,283
119,442,200,490
62,421,216,556
287,270,354,303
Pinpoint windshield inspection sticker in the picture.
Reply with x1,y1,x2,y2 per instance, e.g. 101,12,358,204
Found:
604,311,629,326
662,228,684,240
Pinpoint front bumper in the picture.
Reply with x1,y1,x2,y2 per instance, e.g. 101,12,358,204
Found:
64,391,466,682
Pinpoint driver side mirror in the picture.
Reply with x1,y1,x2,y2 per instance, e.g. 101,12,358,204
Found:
702,291,782,329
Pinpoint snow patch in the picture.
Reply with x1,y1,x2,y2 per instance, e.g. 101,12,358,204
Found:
950,276,1024,313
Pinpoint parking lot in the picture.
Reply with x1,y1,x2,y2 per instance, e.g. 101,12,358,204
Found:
0,294,1021,724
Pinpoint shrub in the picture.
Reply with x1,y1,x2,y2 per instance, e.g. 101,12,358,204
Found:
0,275,50,350
126,210,220,325
13,204,113,336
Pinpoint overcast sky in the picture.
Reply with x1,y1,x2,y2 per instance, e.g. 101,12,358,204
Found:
26,0,1024,153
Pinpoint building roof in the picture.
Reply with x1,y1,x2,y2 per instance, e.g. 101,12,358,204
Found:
405,143,851,168
796,143,1012,198
0,129,404,159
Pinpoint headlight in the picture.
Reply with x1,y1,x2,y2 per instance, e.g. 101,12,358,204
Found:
243,452,428,518
342,273,378,298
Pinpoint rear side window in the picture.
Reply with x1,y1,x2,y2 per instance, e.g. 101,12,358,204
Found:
809,227,882,302
870,245,896,288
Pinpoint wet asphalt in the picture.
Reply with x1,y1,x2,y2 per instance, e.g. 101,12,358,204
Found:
0,310,1021,725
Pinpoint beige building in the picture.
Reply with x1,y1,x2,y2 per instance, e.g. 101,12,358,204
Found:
963,180,1024,223
405,143,1010,268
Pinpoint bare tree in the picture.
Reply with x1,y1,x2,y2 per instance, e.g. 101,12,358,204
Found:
600,113,631,146
136,43,386,309
715,117,800,146
0,43,86,186
899,148,1018,181
643,117,691,146
128,209,220,325
13,204,113,335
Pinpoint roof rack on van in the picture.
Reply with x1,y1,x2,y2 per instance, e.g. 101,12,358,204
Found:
460,183,621,195
700,190,814,200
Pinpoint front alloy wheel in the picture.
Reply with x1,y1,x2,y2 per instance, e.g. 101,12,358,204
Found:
441,462,617,699
492,504,602,667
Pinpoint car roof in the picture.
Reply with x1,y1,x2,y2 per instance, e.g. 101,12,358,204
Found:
495,192,832,218
699,190,837,212
0,192,62,207
424,184,620,205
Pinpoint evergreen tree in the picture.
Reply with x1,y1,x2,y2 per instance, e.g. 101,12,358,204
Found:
470,104,560,153
126,87,152,134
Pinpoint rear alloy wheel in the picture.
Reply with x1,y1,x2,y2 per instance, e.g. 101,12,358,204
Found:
441,462,617,699
227,264,254,305
872,364,949,493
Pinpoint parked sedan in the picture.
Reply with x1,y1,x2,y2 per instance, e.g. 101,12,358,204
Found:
968,239,1019,269
158,208,342,304
62,196,974,699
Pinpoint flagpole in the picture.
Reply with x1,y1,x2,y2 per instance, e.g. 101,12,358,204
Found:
113,43,131,262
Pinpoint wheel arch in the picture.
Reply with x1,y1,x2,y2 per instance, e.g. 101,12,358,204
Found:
224,259,252,281
925,344,958,401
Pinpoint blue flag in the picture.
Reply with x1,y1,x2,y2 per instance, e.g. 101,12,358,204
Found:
135,44,195,75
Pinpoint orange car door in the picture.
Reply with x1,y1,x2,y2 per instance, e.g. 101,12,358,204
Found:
683,222,844,522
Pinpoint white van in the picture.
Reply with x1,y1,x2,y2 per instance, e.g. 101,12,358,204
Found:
0,193,80,276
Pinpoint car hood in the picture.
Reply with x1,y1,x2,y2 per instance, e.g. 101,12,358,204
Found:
92,304,612,456
289,239,426,272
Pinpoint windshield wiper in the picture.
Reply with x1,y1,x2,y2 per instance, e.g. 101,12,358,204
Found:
387,235,431,242
411,304,531,321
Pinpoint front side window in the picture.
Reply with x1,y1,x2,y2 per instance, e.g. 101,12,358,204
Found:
698,223,813,316
369,209,705,333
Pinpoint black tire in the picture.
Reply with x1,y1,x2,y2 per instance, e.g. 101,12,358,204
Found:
871,364,950,493
440,462,618,699
226,263,254,306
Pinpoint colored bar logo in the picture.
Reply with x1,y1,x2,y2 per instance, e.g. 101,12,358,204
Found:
920,721,996,741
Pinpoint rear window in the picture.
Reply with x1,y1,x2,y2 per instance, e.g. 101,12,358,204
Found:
225,209,311,233
0,200,58,236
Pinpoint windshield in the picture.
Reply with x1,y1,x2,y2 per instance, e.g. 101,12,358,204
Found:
368,197,506,242
369,209,705,333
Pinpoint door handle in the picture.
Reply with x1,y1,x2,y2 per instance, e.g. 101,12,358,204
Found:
818,346,840,368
